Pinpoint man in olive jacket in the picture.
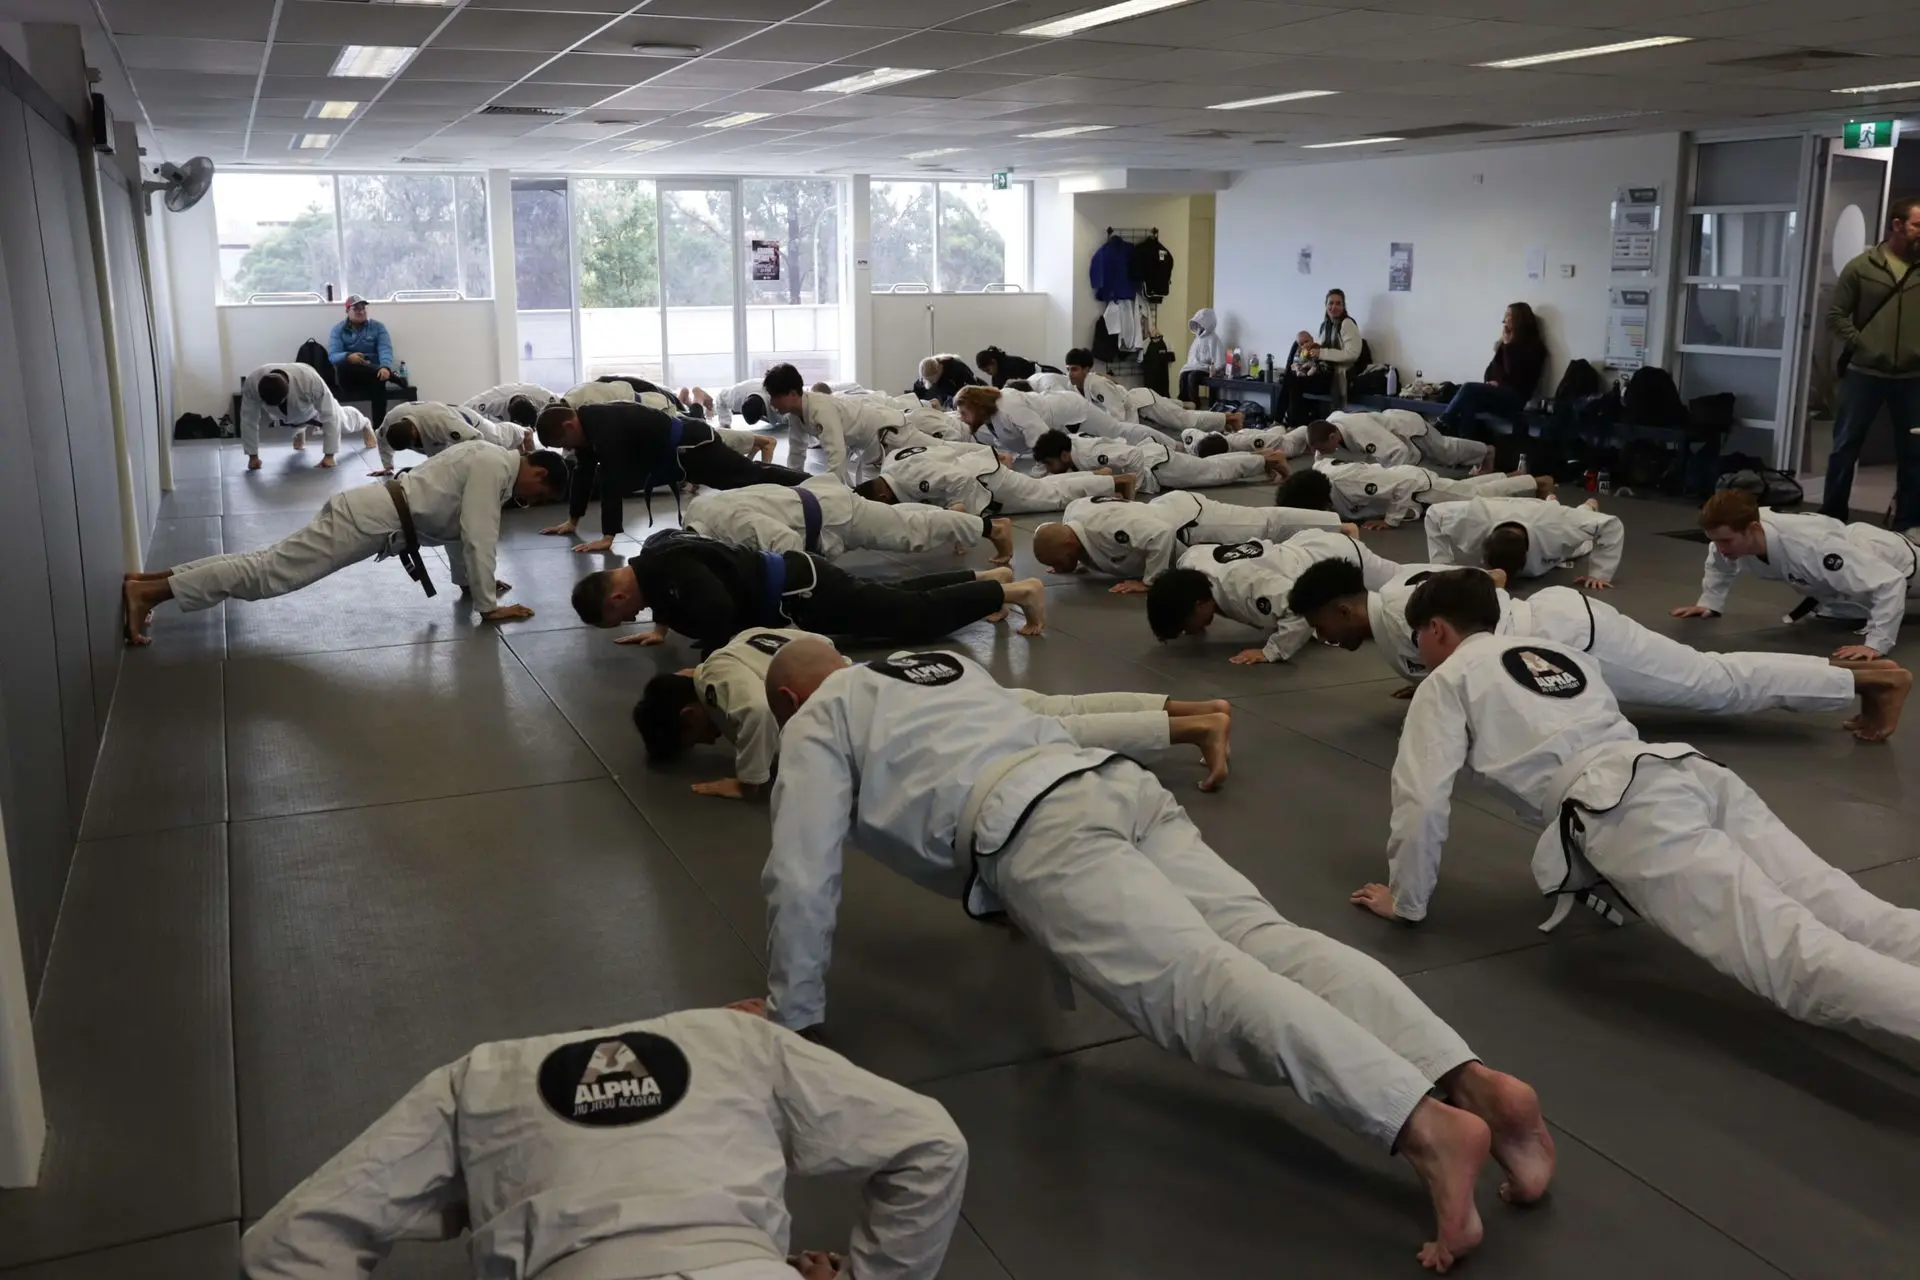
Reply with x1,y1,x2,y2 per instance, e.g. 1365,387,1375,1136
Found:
1823,196,1920,531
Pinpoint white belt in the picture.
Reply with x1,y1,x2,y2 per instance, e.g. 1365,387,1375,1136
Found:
957,745,1053,859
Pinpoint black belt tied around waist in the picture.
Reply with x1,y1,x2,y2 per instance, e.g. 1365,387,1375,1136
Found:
384,480,437,598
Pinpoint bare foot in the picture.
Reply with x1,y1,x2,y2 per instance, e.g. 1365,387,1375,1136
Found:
122,577,158,646
1853,666,1912,741
124,570,171,582
247,454,262,471
978,565,1015,585
1444,1062,1556,1207
1005,577,1047,636
1398,1098,1489,1273
1582,498,1600,510
291,430,306,451
361,425,377,449
1486,568,1509,588
1534,475,1556,499
988,518,1014,565
318,454,337,469
1192,711,1231,791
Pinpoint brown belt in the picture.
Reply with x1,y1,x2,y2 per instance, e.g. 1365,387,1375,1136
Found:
384,480,436,598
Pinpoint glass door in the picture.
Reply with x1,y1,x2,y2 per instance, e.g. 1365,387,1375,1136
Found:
657,182,741,391
509,178,577,390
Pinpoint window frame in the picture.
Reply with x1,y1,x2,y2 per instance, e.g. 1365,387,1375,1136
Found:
214,167,495,306
871,177,1032,295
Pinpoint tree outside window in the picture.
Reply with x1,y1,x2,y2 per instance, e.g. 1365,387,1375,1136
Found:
870,179,1024,292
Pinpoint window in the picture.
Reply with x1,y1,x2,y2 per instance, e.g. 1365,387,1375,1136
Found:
871,179,1029,293
744,178,842,382
214,171,493,304
573,178,664,383
512,177,574,389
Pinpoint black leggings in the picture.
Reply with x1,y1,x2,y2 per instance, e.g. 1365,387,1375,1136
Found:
1177,369,1208,404
789,565,1002,644
676,432,807,489
1282,367,1334,426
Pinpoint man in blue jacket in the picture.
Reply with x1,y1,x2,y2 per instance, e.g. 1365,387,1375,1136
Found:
329,295,413,425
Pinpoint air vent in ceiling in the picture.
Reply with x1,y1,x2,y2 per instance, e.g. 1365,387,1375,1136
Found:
1718,49,1869,72
1390,122,1507,140
399,156,459,164
1172,128,1241,140
479,104,569,117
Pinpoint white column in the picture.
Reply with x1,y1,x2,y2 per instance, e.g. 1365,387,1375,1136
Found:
0,812,47,1188
487,168,518,386
850,175,872,388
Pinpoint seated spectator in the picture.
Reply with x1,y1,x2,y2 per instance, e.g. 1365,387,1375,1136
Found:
1177,307,1224,404
975,346,1060,388
1280,288,1363,426
1436,303,1549,436
328,295,414,426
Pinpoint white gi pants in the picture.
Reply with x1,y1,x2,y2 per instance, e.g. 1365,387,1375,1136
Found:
258,404,371,458
1539,595,1856,715
983,469,1114,514
1428,473,1536,503
1015,690,1169,757
1186,428,1287,454
982,762,1477,1149
1139,394,1228,435
1073,404,1185,453
711,425,762,457
1584,758,1920,1040
169,486,399,611
1180,503,1340,545
680,1261,798,1280
1142,452,1267,493
1407,427,1491,471
841,498,983,556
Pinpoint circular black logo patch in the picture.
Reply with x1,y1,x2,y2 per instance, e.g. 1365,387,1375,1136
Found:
1097,454,1110,466
1213,541,1265,563
745,632,790,656
1251,436,1268,449
1364,442,1377,454
537,1032,690,1128
1823,552,1844,572
868,651,965,686
892,446,926,460
1364,482,1378,495
1501,646,1588,699
1256,596,1272,614
919,480,931,493
1114,529,1130,544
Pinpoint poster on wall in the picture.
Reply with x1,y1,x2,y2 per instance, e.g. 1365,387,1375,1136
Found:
1610,186,1659,273
752,239,782,281
1389,242,1413,292
1605,287,1651,371
1297,244,1313,275
1525,246,1545,280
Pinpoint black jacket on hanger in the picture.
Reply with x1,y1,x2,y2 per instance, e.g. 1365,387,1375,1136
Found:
1139,334,1173,397
1129,235,1175,301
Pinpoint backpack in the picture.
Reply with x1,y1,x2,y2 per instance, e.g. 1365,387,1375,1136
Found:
1718,467,1804,507
296,338,338,394
1553,358,1601,403
1621,366,1688,428
1346,365,1392,399
173,411,221,440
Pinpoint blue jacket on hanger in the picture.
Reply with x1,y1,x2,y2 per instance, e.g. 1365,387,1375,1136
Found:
1090,234,1138,302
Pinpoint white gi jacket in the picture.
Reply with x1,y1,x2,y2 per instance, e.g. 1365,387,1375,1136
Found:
765,654,1114,1030
1696,512,1920,655
881,441,1001,515
462,382,555,422
562,379,635,407
1063,495,1185,582
1387,632,1696,921
1315,459,1440,526
685,476,874,559
1079,371,1136,422
1184,426,1289,454
1027,371,1077,395
241,1007,967,1280
1368,574,1513,683
695,628,825,786
1426,497,1624,582
376,402,522,471
393,441,518,613
1064,434,1169,479
713,378,773,427
1177,530,1382,663
239,362,348,455
793,390,912,483
1320,412,1418,468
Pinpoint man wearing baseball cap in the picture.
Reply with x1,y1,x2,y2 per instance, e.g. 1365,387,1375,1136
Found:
329,295,413,426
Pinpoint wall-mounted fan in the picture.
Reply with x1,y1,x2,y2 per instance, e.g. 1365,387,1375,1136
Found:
140,156,214,214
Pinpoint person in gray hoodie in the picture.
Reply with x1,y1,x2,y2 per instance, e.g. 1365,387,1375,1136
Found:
1178,307,1225,405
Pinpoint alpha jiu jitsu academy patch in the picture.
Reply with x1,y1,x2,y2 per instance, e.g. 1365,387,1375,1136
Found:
745,632,791,656
868,651,965,686
1213,541,1265,563
1501,646,1587,699
1824,553,1845,572
538,1032,690,1128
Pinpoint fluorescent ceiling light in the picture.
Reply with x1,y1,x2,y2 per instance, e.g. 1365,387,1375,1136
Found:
293,133,335,149
1833,79,1920,94
1300,136,1401,149
631,42,702,57
1479,36,1690,69
1207,89,1338,111
906,146,968,159
618,139,672,152
1017,124,1113,138
309,100,361,119
1017,0,1195,39
701,112,773,129
808,67,935,94
1519,110,1656,127
330,45,417,78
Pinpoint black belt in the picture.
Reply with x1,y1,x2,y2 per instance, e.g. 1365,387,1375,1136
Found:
384,480,436,598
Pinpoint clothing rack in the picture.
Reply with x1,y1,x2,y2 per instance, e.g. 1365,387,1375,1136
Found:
1105,225,1158,242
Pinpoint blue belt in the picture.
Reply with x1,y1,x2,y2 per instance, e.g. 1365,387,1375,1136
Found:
759,551,788,626
796,486,823,553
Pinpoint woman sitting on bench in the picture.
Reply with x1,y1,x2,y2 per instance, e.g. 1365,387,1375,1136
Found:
1281,288,1364,426
1436,303,1548,437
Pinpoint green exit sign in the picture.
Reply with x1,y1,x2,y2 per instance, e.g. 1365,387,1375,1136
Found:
1845,120,1896,149
993,170,1010,190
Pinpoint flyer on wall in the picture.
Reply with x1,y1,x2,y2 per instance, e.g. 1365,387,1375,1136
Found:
1611,186,1659,273
1388,242,1413,292
751,239,782,281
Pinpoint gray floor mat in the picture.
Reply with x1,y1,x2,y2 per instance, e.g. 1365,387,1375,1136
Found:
925,1038,1789,1280
0,1225,238,1279
1409,928,1920,1280
0,827,234,1270
229,779,764,1218
78,660,225,840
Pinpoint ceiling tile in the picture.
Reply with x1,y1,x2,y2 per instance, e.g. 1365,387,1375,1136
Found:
651,59,817,88
129,69,261,100
116,35,266,75
528,52,690,87
840,30,1043,69
376,79,518,106
252,98,326,121
797,0,984,27
258,73,406,101
103,0,272,41
717,23,902,63
939,0,1098,35
591,85,733,111
633,0,817,18
272,1,451,47
491,82,621,109
432,8,615,53
571,15,773,57
266,43,348,78
960,38,1155,77
402,48,553,81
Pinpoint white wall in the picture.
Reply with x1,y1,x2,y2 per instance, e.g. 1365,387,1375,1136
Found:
871,292,1050,393
157,195,225,417
216,301,498,408
1031,178,1076,361
1214,133,1686,392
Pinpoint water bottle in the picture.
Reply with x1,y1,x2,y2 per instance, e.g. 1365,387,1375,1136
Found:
1516,452,1528,475
1265,352,1276,383
1385,367,1399,397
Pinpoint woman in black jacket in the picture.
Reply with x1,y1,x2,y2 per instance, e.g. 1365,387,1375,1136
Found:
1436,303,1549,436
975,346,1060,389
913,354,981,406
